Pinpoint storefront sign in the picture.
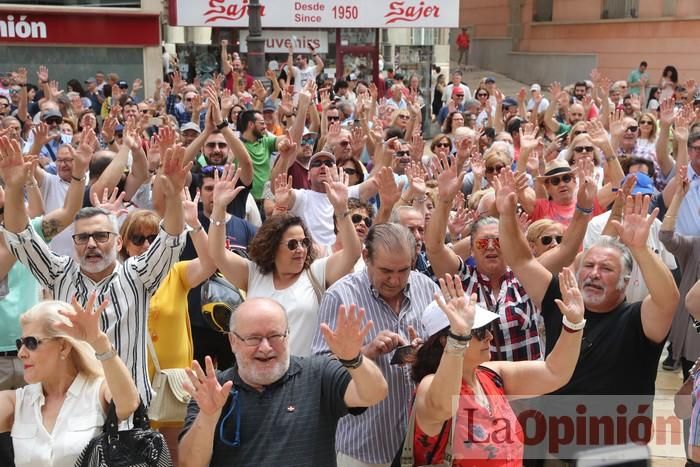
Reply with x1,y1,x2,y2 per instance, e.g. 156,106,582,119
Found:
238,30,328,53
0,10,160,45
170,0,459,28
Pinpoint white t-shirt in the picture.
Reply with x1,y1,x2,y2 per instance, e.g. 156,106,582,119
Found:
291,185,361,246
442,83,472,104
292,64,318,95
583,211,677,303
247,256,329,356
39,173,77,257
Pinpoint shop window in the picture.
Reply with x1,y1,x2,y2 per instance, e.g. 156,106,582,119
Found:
2,0,140,7
601,0,639,19
532,0,553,22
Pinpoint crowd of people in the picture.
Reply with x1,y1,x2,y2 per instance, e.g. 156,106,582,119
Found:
0,41,699,466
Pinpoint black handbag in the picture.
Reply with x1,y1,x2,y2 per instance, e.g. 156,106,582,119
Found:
201,273,245,334
74,400,172,467
0,431,14,467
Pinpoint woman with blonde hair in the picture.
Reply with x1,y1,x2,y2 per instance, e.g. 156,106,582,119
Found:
0,295,139,467
637,111,658,152
526,219,565,257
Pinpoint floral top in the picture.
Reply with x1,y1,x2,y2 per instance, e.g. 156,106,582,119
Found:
413,367,523,466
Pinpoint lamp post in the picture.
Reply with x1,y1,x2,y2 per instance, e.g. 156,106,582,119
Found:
246,0,266,80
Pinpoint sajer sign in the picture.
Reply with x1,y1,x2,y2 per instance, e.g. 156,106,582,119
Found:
170,0,459,28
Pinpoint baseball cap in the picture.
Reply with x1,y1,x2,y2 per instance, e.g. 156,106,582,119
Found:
349,73,358,81
502,97,518,108
530,83,541,92
626,172,655,195
181,122,202,134
263,101,276,112
484,77,496,84
41,109,63,122
308,151,335,166
302,128,318,138
421,300,500,339
268,60,279,72
85,77,96,85
117,80,129,89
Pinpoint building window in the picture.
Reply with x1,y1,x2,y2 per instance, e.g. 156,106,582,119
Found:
0,0,140,7
532,0,553,22
601,0,639,19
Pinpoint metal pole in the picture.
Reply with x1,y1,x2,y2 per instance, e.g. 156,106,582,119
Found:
246,0,266,80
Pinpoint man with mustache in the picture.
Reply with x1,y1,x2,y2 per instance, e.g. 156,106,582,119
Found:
494,169,679,460
0,137,189,404
179,297,388,467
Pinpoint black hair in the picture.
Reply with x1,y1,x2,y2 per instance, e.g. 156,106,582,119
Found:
237,109,260,133
334,80,349,93
662,65,678,84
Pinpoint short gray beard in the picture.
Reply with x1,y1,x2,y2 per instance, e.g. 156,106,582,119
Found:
238,352,290,388
79,246,117,274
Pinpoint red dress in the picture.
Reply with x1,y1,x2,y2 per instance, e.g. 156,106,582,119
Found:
413,366,524,466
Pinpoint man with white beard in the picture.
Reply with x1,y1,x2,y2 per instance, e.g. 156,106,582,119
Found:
178,297,388,467
0,138,188,404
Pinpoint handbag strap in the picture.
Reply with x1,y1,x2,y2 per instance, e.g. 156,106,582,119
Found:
306,267,323,303
146,333,162,374
400,405,456,466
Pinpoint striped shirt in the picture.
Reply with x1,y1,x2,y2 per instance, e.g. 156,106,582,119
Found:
2,223,186,404
311,269,439,464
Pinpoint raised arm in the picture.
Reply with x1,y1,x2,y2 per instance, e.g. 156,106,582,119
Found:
425,154,464,278
655,98,676,179
220,40,232,76
183,189,217,288
610,194,679,343
208,165,250,291
494,169,553,308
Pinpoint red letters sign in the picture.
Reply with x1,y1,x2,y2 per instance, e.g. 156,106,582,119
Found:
0,9,160,46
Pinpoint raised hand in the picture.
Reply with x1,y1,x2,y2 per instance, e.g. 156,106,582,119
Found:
132,78,143,94
658,98,675,126
610,194,659,250
609,109,625,140
434,153,465,201
678,164,690,196
405,161,427,197
519,122,541,152
585,119,610,148
576,158,596,208
157,125,178,152
277,132,297,162
375,166,403,209
74,132,96,174
160,145,192,196
548,81,562,100
408,133,424,162
183,188,201,227
454,137,472,169
492,168,518,215
434,274,476,336
324,166,350,212
554,267,585,326
91,187,128,217
100,117,118,145
470,152,485,179
447,204,474,240
350,126,368,159
183,356,234,417
0,136,31,189
54,293,110,348
320,305,373,360
36,65,48,83
273,173,293,209
212,165,244,208
673,109,692,143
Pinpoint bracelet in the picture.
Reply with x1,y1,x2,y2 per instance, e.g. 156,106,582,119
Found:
444,336,469,354
95,346,118,361
575,204,593,215
210,218,226,226
338,352,363,369
413,196,427,204
447,329,472,342
71,174,86,183
562,315,586,333
189,224,203,234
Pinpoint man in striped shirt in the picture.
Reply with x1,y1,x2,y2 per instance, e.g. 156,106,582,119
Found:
312,223,439,466
1,139,189,403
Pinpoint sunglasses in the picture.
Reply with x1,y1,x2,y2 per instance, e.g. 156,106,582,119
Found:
351,214,372,227
639,120,653,125
540,235,563,245
398,114,411,120
574,146,595,153
201,165,226,174
310,159,335,168
343,167,358,176
72,231,115,245
545,174,573,186
338,141,351,147
485,164,505,174
435,142,451,148
285,238,311,250
471,323,492,341
16,336,57,351
625,126,639,133
395,150,410,158
301,137,316,146
130,234,157,246
573,130,587,136
206,142,228,149
475,237,500,250
327,116,340,122
45,118,62,125
476,93,488,98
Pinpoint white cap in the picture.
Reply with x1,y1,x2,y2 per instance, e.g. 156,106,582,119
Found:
530,83,541,92
421,300,500,338
268,60,279,72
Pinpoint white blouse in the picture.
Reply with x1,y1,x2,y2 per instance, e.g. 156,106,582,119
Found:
12,373,106,467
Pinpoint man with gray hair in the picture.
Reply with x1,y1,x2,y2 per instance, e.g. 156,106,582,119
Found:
0,137,189,403
312,223,438,466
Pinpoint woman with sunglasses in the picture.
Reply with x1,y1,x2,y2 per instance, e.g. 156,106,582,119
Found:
636,112,658,153
337,156,365,186
442,111,465,145
208,165,361,357
408,272,583,466
0,294,139,467
526,219,564,257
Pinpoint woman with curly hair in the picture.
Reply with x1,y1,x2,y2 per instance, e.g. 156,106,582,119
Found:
208,165,361,356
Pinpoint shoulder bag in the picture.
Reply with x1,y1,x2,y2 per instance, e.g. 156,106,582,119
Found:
146,335,191,424
400,405,455,467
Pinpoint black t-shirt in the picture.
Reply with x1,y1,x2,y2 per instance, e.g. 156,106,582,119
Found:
541,276,663,396
180,355,364,467
189,164,250,219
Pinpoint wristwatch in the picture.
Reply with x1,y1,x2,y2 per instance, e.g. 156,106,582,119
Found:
95,346,117,361
216,119,230,130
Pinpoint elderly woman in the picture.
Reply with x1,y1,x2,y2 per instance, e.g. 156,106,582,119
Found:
208,165,361,356
0,295,139,467
526,219,565,257
461,145,514,197
409,273,583,465
636,111,658,152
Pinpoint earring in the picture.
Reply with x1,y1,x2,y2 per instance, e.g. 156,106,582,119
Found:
60,354,66,360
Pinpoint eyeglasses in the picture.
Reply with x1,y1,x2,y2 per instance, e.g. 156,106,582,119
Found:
475,237,500,250
16,336,58,351
398,114,411,120
56,158,74,165
540,235,563,245
476,93,488,98
435,142,451,148
573,130,587,136
338,141,351,147
351,214,372,227
639,120,653,125
471,323,492,341
201,165,226,174
310,159,335,168
453,94,464,99
130,234,157,246
485,164,505,174
301,137,316,146
395,150,410,158
72,231,115,245
689,145,700,153
327,116,340,122
625,126,639,133
45,118,62,125
574,146,595,153
545,174,574,186
141,110,150,114
206,142,228,149
343,167,358,176
285,238,311,250
232,331,288,347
